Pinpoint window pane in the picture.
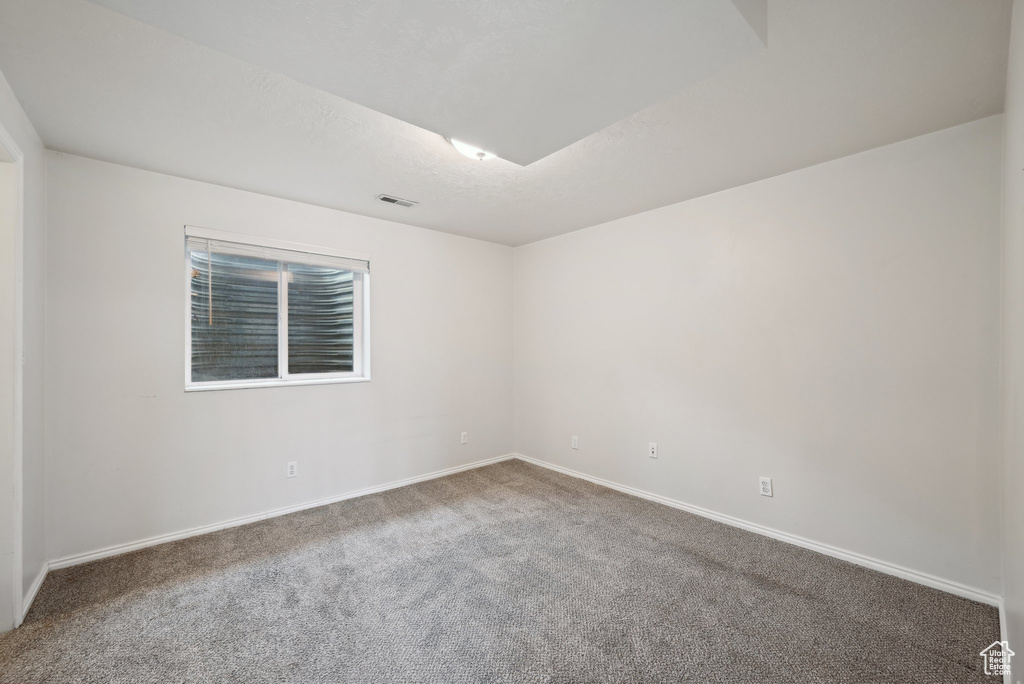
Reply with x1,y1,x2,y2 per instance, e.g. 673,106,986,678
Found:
288,264,355,374
190,251,279,381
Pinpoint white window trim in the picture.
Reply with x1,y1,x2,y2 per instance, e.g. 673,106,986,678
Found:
183,226,371,392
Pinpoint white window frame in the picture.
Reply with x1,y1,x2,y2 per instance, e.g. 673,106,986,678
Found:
184,226,371,391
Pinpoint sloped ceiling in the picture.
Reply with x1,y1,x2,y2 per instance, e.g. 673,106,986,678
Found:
0,0,1012,245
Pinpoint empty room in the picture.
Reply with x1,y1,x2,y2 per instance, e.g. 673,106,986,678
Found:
0,0,1022,682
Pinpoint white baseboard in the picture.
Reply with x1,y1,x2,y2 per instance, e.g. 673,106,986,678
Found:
19,562,48,625
48,454,516,572
513,453,1001,608
1000,599,1011,684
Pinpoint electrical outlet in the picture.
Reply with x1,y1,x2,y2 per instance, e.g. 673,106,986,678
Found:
460,431,468,445
649,442,658,459
571,435,579,450
759,477,773,497
287,461,297,478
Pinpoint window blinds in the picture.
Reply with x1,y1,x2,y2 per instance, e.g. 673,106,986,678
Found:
184,236,369,273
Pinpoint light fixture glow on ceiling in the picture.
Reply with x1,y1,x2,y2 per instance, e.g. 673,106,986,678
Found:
449,138,496,161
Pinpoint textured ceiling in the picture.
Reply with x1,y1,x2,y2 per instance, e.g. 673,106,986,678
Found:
0,0,1013,246
82,0,767,166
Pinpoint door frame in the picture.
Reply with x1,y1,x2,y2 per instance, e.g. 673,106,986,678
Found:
0,117,25,629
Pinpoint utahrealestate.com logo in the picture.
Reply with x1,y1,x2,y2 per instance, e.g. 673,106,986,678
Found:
980,641,1014,677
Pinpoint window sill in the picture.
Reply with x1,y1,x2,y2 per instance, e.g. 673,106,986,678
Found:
185,376,371,392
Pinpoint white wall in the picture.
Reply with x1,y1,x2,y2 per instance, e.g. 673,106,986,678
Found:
44,153,513,562
1001,0,1024,653
0,68,46,631
514,116,1003,596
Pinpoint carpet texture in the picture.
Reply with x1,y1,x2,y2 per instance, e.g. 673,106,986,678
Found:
0,460,1000,683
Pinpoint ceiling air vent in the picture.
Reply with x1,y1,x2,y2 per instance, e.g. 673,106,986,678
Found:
377,194,418,208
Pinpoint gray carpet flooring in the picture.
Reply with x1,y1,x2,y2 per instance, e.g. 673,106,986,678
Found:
0,459,1000,683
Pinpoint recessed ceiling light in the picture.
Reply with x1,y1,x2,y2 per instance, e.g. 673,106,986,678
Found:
448,138,496,161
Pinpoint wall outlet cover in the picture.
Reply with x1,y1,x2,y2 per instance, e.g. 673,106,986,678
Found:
759,477,773,497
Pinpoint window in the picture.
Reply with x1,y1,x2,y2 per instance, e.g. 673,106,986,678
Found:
185,227,370,390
